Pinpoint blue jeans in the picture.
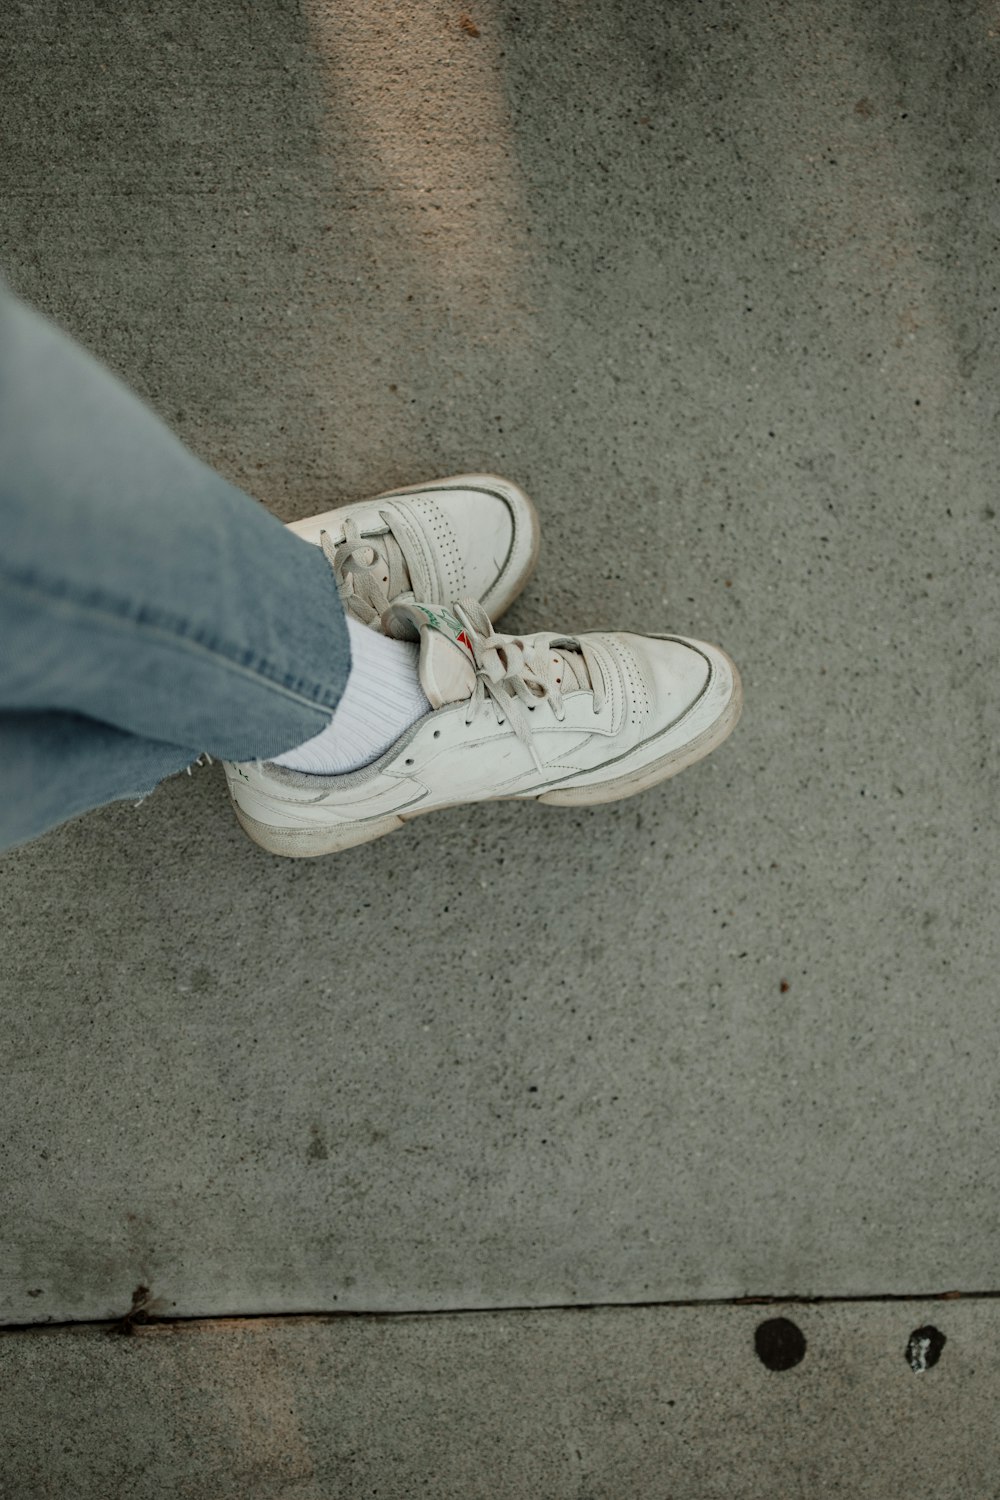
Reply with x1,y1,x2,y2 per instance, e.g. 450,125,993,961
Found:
0,283,351,853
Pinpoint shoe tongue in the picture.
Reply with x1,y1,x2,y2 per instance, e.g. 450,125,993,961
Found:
382,601,477,708
545,642,592,693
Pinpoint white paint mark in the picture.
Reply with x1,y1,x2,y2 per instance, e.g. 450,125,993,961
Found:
908,1335,931,1373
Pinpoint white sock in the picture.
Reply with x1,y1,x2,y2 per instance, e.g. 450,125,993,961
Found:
272,616,431,774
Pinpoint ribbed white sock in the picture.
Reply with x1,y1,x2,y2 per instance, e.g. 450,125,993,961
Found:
272,616,431,774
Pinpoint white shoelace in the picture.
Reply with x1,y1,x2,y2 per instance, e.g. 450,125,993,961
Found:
454,598,606,769
321,516,412,626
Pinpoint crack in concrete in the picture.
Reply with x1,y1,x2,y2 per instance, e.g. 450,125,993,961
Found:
3,1287,1000,1336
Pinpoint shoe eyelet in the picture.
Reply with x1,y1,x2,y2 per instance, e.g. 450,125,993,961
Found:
527,705,535,712
405,757,415,766
433,729,441,738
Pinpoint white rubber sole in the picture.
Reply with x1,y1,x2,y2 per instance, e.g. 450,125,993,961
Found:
227,657,743,859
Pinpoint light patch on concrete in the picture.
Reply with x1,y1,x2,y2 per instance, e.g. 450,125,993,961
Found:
304,0,535,342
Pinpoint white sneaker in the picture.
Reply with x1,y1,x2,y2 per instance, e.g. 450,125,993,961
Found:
287,473,540,626
225,599,743,858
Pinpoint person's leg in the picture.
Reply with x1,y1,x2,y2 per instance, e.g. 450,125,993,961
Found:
0,711,201,852
0,280,351,851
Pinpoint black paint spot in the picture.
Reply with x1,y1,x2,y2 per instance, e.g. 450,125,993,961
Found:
906,1325,946,1372
754,1317,806,1371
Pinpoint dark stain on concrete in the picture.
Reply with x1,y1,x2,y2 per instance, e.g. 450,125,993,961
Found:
754,1317,806,1371
111,1284,152,1337
906,1325,946,1371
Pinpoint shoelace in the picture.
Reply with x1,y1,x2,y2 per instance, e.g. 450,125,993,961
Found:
454,598,606,770
321,516,413,626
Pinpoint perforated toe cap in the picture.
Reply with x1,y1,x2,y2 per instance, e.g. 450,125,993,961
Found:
619,634,712,728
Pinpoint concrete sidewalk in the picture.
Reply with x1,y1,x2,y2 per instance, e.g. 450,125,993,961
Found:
2,1300,997,1498
1,0,998,1490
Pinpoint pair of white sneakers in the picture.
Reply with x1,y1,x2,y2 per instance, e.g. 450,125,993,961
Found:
224,475,742,858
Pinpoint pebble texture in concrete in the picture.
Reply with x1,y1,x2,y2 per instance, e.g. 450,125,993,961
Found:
1,1301,997,1498
1,0,999,1323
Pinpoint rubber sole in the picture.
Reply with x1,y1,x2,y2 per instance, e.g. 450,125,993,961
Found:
228,658,743,859
230,799,406,859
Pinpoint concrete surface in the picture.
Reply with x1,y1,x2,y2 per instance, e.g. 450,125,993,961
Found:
2,1300,998,1498
2,0,999,1333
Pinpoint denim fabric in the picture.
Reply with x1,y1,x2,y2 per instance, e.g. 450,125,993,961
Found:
0,283,351,852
